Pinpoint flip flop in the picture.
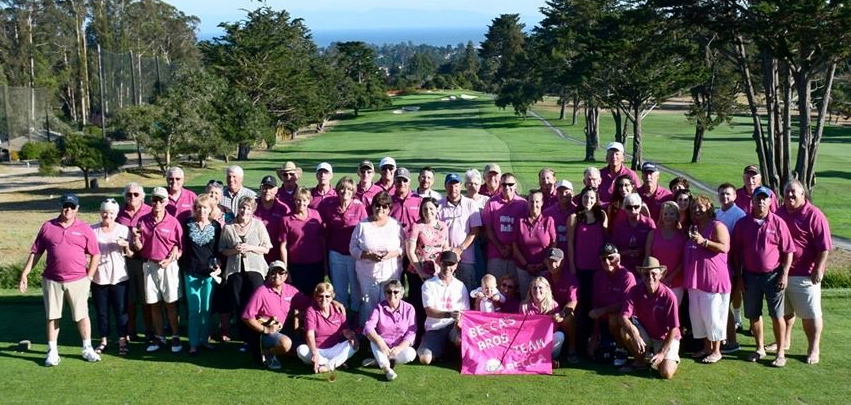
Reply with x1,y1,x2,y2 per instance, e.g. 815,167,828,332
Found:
702,353,722,364
690,351,710,359
764,342,790,353
771,356,787,367
807,354,820,365
748,351,766,362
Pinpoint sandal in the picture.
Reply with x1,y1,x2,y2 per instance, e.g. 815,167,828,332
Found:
748,351,766,362
118,337,128,356
771,356,787,368
95,342,107,354
702,353,722,364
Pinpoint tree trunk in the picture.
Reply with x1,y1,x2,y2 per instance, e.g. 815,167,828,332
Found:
631,103,642,171
83,170,90,189
691,123,705,163
584,104,600,161
611,109,623,143
237,143,251,160
134,135,143,168
571,92,579,125
801,63,836,191
761,51,780,191
733,36,770,189
780,64,793,186
558,91,567,120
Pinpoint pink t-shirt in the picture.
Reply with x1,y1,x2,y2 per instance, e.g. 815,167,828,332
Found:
520,301,561,328
166,188,197,222
255,199,290,262
732,213,794,274
599,166,640,204
610,214,656,273
31,218,100,283
116,203,152,227
407,221,448,276
638,185,673,221
309,186,337,210
514,215,557,266
483,194,529,259
280,209,325,264
573,218,606,271
242,283,311,326
138,212,183,261
543,203,575,254
648,228,687,288
593,266,636,312
437,196,482,264
390,192,422,234
621,283,681,341
777,201,833,277
304,303,348,349
545,270,578,306
734,187,779,214
683,220,730,293
319,198,368,255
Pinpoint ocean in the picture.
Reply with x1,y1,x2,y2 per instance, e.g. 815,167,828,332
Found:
198,27,486,48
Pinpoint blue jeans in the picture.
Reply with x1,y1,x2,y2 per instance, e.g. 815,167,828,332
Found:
185,274,214,347
91,281,129,339
328,250,359,312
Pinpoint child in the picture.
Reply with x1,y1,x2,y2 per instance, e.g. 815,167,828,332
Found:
470,274,506,312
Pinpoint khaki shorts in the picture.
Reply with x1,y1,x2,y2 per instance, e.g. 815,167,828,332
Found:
784,276,822,319
143,260,181,304
43,277,91,322
632,317,681,363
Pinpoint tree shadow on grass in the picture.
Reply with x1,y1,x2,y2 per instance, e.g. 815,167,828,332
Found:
817,170,851,180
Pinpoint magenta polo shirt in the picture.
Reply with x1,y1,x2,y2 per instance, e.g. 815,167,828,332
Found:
437,196,483,264
275,185,299,211
483,194,529,259
541,189,559,211
777,201,833,277
543,203,575,254
648,228,687,289
138,212,183,261
255,199,290,262
305,303,348,349
242,283,311,326
280,208,325,264
732,212,794,274
734,187,779,215
610,214,656,273
545,271,578,307
309,187,337,210
593,265,636,312
683,220,730,293
360,182,395,209
514,215,557,266
166,188,197,222
363,299,417,347
390,192,422,234
478,184,499,198
573,219,606,271
638,185,673,221
319,197,368,255
116,203,152,228
31,218,100,283
621,283,681,341
598,165,640,204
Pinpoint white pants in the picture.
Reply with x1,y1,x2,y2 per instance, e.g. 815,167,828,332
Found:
688,289,729,341
296,341,357,370
357,277,387,327
369,341,416,369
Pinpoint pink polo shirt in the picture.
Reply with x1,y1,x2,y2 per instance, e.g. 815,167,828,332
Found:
116,203,152,227
609,214,656,273
279,209,325,264
732,212,794,274
573,219,606,271
541,188,559,211
319,198,368,256
31,218,100,283
363,300,417,347
545,270,579,306
242,283,311,326
309,186,337,210
304,303,348,349
483,194,529,259
734,187,779,214
621,283,681,341
478,184,499,198
276,185,299,211
543,203,575,253
166,188,197,222
683,220,730,293
777,201,833,277
360,182,395,209
254,199,290,262
593,265,636,312
638,184,673,221
599,166,640,204
514,215,557,266
390,192,422,234
437,196,483,264
138,212,183,261
648,228,687,289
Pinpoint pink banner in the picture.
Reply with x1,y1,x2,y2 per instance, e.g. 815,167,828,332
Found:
460,311,553,375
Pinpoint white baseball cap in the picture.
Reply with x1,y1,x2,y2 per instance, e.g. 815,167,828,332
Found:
379,157,396,168
316,162,333,173
606,142,625,153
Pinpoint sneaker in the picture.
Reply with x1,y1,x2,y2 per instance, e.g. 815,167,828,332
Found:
45,350,61,367
385,368,397,381
265,356,282,370
613,348,628,367
361,358,377,367
721,342,741,354
171,336,182,353
146,337,166,352
82,347,101,362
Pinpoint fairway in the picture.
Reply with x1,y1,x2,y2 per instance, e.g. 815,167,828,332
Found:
1,91,849,403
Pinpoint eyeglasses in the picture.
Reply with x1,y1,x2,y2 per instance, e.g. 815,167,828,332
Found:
500,183,516,187
125,192,140,197
385,290,402,295
626,205,640,210
62,203,78,209
151,197,166,204
317,294,333,299
282,172,297,177
602,255,618,262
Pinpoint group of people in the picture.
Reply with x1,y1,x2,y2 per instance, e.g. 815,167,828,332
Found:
19,141,831,381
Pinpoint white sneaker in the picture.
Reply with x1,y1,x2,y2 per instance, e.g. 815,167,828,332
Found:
385,368,397,381
265,356,282,370
82,347,101,362
45,350,60,367
146,338,166,352
361,358,377,367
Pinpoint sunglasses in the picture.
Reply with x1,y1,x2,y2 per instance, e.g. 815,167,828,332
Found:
501,183,516,187
269,271,288,277
151,197,166,204
626,205,641,210
394,178,409,183
500,283,516,289
385,290,402,295
381,166,395,171
125,192,140,197
62,203,78,209
602,254,618,262
376,204,391,210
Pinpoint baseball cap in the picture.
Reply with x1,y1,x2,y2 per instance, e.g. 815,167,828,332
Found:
260,175,277,187
316,162,333,173
151,187,169,200
743,164,760,175
268,260,288,273
395,167,411,181
599,243,619,256
606,142,625,153
379,157,396,169
546,248,565,261
59,194,79,207
439,250,459,265
555,180,573,190
444,173,461,184
359,160,374,171
641,162,659,173
484,163,501,174
753,186,772,198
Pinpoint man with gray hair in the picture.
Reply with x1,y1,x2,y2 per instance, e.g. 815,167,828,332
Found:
116,182,153,342
222,165,256,214
165,166,197,222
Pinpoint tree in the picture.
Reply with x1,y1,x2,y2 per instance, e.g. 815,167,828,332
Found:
61,132,126,187
479,14,527,93
113,103,160,168
327,41,390,116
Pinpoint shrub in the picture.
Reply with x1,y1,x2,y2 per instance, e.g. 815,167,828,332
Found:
0,262,43,289
823,271,851,289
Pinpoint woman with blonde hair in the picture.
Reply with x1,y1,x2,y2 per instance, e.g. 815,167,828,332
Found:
520,277,566,365
296,283,359,374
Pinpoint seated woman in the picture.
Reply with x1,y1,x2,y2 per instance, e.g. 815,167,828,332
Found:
498,275,521,313
296,283,359,374
362,279,417,381
520,277,566,367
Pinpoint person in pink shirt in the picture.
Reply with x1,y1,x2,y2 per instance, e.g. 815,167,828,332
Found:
242,261,312,370
588,243,636,359
389,167,422,234
91,199,133,356
116,182,153,342
607,175,650,224
683,195,731,364
362,157,396,210
776,180,832,365
521,277,567,365
543,180,576,255
731,186,794,367
512,190,557,297
310,162,337,210
319,177,368,313
479,163,502,198
19,194,102,366
538,167,558,210
254,175,290,263
645,201,686,303
609,193,656,275
280,187,326,295
618,257,681,379
483,172,529,281
638,162,673,221
275,161,302,211
735,165,779,214
296,283,359,374
598,142,641,204
542,248,579,364
355,160,375,202
362,279,417,381
164,167,197,222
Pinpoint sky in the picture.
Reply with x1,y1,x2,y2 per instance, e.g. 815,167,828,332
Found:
165,0,546,34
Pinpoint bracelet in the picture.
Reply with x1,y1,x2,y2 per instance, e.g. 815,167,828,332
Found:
702,239,709,248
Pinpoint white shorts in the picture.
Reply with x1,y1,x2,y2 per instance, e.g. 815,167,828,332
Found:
688,289,729,341
784,276,822,319
143,260,181,304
